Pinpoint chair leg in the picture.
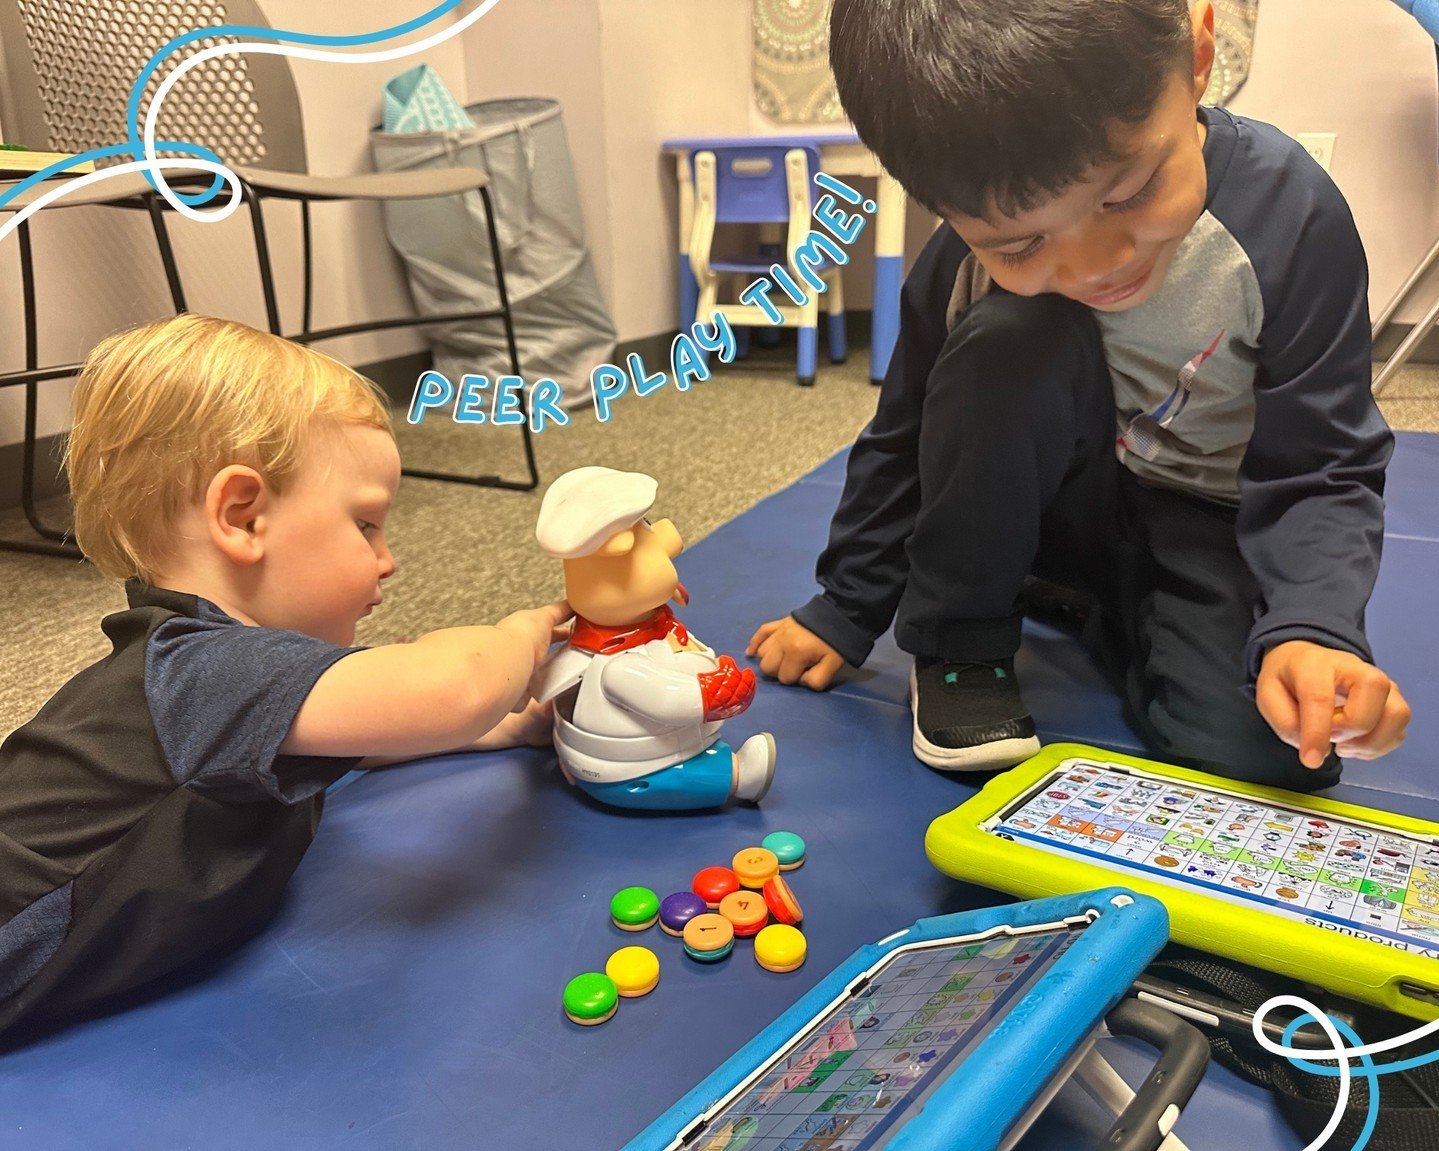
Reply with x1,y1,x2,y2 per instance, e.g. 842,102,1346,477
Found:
299,199,314,339
756,236,785,348
797,326,818,387
398,184,540,492
484,183,539,491
1374,233,1439,341
825,270,847,364
239,178,283,335
797,269,821,385
146,195,188,313
1373,287,1439,395
693,277,720,373
1,219,83,559
826,311,847,366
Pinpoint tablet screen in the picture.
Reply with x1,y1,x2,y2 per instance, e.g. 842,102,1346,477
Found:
681,921,1085,1150
991,759,1439,955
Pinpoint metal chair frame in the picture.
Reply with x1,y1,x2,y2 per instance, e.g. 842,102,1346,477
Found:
0,0,539,560
1372,41,1439,396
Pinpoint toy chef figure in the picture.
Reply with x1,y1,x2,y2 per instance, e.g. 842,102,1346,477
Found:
530,466,776,810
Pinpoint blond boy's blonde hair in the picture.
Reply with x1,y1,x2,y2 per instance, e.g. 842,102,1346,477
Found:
66,314,393,583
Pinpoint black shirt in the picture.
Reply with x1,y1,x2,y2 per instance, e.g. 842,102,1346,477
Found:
0,581,360,1032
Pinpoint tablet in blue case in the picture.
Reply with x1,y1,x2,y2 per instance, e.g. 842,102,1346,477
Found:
625,888,1169,1151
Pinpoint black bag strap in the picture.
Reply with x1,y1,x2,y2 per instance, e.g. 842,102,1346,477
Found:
1146,949,1439,1151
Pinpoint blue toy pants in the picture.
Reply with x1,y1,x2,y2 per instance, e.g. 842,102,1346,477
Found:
574,740,734,810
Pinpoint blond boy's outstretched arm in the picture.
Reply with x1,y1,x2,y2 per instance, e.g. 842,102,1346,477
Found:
280,601,571,760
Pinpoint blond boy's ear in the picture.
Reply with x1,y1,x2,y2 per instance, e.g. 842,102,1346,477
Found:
594,528,636,558
205,465,269,565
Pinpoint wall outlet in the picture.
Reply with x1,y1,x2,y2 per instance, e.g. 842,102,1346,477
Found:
1295,132,1337,173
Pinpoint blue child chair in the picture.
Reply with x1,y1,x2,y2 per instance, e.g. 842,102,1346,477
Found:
688,144,846,386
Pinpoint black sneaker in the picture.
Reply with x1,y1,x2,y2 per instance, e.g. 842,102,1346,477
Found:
909,657,1040,771
1020,575,1096,632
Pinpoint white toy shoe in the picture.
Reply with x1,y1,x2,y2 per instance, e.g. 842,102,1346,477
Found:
733,732,777,804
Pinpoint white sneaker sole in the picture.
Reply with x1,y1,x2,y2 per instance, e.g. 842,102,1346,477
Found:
909,665,1040,772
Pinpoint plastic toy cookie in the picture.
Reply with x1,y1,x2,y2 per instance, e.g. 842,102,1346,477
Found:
753,924,807,973
610,886,660,931
530,468,777,811
682,913,735,962
605,946,660,997
692,866,741,909
718,890,768,937
563,972,619,1025
761,830,806,870
732,847,779,889
659,891,707,936
762,876,803,926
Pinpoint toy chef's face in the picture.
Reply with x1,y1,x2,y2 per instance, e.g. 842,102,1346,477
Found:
562,517,686,626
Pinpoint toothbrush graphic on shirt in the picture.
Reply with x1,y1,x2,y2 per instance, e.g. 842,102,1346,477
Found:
1117,328,1225,462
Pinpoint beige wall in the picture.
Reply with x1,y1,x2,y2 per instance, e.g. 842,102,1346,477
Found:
1224,0,1438,325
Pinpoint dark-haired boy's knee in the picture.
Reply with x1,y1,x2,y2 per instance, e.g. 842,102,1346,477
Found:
933,292,1104,419
953,292,1089,349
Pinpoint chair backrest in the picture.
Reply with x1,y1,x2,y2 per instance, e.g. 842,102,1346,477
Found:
0,0,306,172
700,143,821,224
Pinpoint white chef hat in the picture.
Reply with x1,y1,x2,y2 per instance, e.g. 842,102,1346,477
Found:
535,466,659,559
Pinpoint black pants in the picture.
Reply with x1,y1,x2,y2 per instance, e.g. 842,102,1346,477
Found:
892,291,1339,791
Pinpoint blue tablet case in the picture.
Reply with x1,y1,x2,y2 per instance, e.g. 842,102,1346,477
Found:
626,888,1169,1151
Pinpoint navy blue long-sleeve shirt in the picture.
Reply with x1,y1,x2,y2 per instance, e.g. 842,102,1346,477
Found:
794,106,1392,680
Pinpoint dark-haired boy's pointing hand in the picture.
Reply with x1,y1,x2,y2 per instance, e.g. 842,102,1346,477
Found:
1256,640,1411,769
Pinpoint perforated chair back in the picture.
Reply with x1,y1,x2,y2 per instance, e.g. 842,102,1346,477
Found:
0,0,306,173
705,143,820,224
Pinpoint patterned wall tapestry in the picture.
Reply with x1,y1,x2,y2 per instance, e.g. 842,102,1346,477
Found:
752,0,1261,124
1205,0,1260,107
752,0,841,124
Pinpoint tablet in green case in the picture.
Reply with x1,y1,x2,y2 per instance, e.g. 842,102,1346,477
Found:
925,744,1439,1020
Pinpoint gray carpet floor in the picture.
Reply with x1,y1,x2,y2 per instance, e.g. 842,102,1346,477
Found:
2,352,1436,739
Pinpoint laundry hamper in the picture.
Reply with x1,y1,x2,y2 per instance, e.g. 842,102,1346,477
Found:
372,97,615,408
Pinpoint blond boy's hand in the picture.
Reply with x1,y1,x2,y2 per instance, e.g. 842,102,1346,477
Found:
497,600,573,667
1256,640,1410,768
746,615,846,691
473,697,554,751
286,600,573,762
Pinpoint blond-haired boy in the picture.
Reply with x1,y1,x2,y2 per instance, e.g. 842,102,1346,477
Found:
0,314,568,1037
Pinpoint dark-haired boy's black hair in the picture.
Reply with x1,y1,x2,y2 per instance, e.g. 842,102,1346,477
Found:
829,0,1193,220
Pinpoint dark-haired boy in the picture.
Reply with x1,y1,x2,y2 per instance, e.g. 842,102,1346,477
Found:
748,0,1409,789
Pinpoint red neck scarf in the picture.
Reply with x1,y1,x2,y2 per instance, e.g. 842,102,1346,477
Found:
570,605,690,655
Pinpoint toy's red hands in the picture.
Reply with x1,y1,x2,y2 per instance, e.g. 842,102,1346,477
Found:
1256,640,1410,767
699,655,756,720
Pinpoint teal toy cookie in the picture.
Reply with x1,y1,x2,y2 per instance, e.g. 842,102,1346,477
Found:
761,830,806,871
